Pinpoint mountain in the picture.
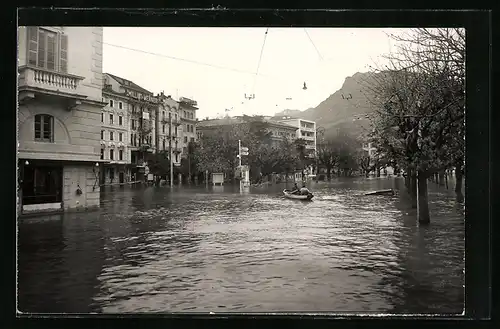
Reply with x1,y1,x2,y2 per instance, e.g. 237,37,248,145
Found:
274,72,381,140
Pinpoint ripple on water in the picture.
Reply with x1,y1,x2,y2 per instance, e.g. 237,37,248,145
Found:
18,179,464,314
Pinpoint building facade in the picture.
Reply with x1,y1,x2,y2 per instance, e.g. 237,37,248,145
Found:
101,82,131,185
17,26,106,215
157,93,182,166
102,73,159,183
273,117,317,158
179,97,198,157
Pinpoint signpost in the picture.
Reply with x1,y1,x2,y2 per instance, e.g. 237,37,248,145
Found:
238,140,250,188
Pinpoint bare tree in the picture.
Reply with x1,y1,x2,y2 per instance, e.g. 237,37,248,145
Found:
365,28,465,224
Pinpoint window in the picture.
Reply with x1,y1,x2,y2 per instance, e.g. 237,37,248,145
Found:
190,137,195,142
119,132,123,142
34,114,54,142
162,139,166,150
184,111,186,117
101,112,104,123
27,27,67,72
109,131,114,141
109,114,114,125
162,111,165,119
100,148,104,160
131,119,136,130
119,116,123,126
109,100,114,107
119,150,123,161
119,102,123,110
130,133,133,144
109,149,114,160
184,136,188,143
162,125,165,133
101,130,104,140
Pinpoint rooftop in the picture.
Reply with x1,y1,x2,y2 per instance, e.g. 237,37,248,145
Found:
104,73,153,95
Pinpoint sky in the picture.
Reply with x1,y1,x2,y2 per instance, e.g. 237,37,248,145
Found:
102,27,407,119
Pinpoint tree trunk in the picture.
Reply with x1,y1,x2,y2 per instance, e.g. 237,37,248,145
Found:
455,163,464,203
417,171,430,224
445,170,449,190
438,170,445,186
326,167,332,181
376,168,381,177
409,171,417,209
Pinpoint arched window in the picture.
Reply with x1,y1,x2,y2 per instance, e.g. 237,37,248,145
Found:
34,114,54,142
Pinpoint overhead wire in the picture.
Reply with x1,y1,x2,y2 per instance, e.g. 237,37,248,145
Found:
251,28,269,94
102,41,271,77
303,28,324,61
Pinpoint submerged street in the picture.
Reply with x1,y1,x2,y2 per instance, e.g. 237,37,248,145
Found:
18,178,464,314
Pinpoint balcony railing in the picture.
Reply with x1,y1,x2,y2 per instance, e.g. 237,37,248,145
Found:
18,66,85,95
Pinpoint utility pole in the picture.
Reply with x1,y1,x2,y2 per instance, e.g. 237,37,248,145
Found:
188,142,191,185
169,115,173,187
238,139,242,167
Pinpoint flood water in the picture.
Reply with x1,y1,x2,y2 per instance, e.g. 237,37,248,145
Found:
18,177,464,314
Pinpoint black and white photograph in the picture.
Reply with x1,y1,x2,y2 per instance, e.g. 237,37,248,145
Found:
16,19,469,315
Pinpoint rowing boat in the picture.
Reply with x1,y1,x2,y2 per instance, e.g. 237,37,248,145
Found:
283,189,314,200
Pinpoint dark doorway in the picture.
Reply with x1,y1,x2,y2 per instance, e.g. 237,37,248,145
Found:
119,172,124,184
22,163,63,205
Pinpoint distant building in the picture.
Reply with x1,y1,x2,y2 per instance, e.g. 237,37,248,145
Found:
272,117,317,159
179,97,199,157
196,116,298,147
17,26,106,215
102,73,159,183
157,93,182,166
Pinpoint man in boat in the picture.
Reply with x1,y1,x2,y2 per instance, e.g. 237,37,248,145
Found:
300,184,311,195
290,182,300,195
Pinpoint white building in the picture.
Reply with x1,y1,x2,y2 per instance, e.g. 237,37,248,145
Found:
101,79,131,184
157,93,182,166
17,26,106,215
274,117,317,159
179,97,198,157
102,73,159,183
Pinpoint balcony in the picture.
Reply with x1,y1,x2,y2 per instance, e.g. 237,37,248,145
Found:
18,66,86,103
301,135,315,141
301,126,316,132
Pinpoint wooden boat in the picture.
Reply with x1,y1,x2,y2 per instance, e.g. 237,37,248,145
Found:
283,189,314,200
364,189,395,196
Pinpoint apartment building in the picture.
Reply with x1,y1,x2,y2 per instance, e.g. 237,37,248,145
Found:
102,73,159,182
273,117,317,158
179,97,198,156
17,26,106,214
157,93,182,166
101,82,131,185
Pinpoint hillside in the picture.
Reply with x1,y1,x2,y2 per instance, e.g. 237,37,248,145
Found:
274,72,381,140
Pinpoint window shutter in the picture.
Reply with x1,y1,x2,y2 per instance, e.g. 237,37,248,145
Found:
34,115,41,139
37,29,46,68
27,27,39,66
46,33,56,70
59,33,68,73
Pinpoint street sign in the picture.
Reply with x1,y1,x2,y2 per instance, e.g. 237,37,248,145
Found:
241,151,249,156
241,147,248,152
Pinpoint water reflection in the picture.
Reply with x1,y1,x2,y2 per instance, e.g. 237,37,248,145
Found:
18,178,464,314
